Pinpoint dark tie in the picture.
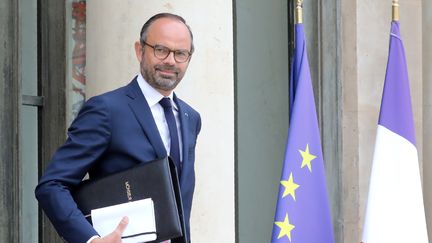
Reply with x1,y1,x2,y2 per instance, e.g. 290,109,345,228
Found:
159,97,181,175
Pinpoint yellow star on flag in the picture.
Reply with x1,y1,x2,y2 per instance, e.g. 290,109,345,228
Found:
299,144,316,172
280,172,300,200
274,213,295,241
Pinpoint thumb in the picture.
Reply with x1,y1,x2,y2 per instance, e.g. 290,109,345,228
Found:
114,216,129,235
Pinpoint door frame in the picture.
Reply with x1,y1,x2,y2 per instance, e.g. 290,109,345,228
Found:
0,0,21,241
38,0,67,242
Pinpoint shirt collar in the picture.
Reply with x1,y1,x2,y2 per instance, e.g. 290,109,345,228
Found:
136,73,178,110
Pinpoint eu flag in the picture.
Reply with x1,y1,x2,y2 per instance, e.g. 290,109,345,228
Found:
271,23,335,243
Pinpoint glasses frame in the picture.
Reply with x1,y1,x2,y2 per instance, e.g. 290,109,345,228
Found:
142,41,192,63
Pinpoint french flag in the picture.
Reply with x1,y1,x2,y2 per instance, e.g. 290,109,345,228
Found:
361,21,428,243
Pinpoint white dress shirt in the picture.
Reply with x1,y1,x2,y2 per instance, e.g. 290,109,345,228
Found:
136,74,183,161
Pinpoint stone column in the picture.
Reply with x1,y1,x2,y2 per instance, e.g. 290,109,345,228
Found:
423,0,432,240
86,1,235,242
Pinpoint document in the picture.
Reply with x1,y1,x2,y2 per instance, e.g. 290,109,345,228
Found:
91,198,157,243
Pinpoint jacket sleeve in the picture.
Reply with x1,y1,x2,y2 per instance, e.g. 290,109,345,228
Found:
35,96,111,243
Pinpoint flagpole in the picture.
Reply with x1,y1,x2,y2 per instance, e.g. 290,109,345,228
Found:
296,0,303,24
392,0,399,21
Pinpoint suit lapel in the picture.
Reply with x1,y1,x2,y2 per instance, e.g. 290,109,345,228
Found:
174,94,190,184
125,78,167,159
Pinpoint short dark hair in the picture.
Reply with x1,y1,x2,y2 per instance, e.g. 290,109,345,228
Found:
140,13,194,53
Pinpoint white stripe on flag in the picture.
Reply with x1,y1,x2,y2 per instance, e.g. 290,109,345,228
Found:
362,125,428,243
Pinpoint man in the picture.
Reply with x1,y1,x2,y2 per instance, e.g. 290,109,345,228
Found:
35,13,201,243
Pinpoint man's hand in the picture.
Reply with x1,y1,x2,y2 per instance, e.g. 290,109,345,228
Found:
91,216,129,243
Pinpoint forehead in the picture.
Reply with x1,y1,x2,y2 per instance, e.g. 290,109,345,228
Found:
146,17,192,49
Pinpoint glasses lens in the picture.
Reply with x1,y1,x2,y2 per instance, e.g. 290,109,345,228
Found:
174,50,189,62
153,45,170,59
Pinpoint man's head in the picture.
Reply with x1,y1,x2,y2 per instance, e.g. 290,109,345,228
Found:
135,13,194,96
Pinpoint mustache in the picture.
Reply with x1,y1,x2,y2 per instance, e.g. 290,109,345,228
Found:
155,64,180,73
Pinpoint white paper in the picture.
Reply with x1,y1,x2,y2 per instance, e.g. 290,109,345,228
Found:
91,198,157,243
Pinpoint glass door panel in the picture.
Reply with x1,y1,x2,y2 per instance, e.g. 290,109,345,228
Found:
20,0,39,242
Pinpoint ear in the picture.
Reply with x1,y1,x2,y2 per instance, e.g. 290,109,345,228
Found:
134,41,143,62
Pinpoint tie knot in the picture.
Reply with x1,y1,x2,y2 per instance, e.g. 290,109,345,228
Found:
159,97,172,109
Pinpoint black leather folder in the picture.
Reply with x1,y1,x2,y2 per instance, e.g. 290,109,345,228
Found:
72,157,186,243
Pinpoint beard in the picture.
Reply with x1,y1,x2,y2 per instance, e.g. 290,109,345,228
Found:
142,63,182,92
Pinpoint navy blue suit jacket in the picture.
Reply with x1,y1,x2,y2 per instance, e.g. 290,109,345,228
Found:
35,78,201,243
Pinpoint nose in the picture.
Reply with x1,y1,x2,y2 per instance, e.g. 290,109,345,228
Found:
163,51,176,64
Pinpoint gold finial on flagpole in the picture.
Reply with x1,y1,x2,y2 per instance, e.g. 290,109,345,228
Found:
296,0,303,24
392,0,399,21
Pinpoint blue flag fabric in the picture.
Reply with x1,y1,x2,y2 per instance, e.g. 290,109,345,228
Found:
271,23,335,243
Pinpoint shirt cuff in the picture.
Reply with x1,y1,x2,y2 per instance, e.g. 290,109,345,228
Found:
86,235,100,243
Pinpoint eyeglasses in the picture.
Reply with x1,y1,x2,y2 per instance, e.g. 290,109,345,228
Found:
142,41,192,63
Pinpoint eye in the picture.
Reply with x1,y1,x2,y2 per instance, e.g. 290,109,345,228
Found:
175,50,189,59
154,46,169,55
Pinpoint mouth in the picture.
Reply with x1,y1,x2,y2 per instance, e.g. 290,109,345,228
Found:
157,69,177,76
156,65,179,79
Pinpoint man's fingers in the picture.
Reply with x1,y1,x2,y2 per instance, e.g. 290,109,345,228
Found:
114,216,129,235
